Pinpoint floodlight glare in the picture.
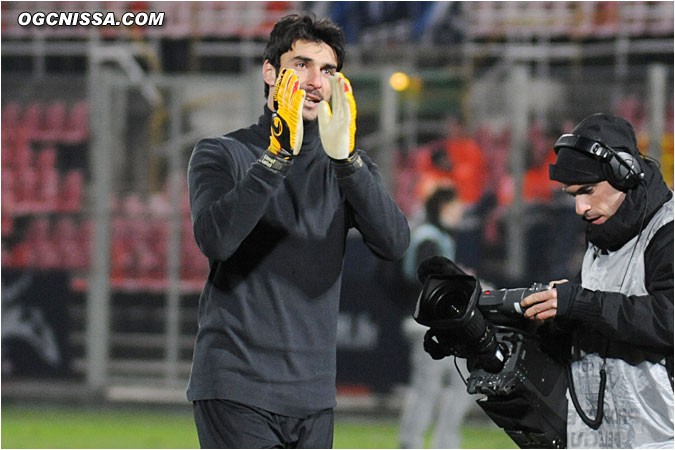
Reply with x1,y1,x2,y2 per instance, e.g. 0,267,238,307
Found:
389,72,410,91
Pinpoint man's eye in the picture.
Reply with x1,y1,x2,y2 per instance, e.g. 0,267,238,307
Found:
323,68,335,75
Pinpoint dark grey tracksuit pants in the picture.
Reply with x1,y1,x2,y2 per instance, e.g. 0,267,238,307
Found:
193,399,334,449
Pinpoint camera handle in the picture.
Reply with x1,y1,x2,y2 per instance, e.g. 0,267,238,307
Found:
566,356,607,430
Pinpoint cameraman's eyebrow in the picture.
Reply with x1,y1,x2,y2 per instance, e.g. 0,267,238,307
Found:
563,184,595,197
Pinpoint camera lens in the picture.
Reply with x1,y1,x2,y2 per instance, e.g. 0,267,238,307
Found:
430,282,473,320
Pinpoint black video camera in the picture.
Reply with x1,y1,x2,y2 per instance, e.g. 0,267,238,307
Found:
413,257,568,449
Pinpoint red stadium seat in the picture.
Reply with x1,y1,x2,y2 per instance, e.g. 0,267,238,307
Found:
50,216,85,269
20,102,43,136
35,167,59,212
111,238,134,280
1,137,15,168
63,101,89,144
2,101,22,129
11,141,32,169
1,174,15,236
78,220,94,269
35,147,57,170
33,222,60,269
12,218,60,269
58,170,84,212
9,241,33,268
36,101,68,142
14,166,38,212
1,169,16,216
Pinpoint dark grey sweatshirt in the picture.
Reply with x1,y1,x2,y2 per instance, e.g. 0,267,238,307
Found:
186,106,410,417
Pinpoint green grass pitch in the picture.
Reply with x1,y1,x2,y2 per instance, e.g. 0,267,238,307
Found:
1,403,517,448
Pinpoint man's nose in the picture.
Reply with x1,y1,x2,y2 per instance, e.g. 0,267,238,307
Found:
575,196,591,216
304,68,323,89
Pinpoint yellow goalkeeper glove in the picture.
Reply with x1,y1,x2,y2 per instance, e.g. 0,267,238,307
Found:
318,72,357,161
268,68,306,159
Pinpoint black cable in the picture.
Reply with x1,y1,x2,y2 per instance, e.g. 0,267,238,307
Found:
567,175,649,430
454,356,469,387
566,357,606,430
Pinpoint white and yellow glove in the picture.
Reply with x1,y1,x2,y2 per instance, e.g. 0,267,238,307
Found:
268,68,306,159
318,72,357,161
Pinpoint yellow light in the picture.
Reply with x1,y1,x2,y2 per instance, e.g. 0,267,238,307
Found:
389,72,410,91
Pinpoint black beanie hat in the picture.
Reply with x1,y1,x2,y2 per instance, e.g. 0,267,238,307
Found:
549,113,639,185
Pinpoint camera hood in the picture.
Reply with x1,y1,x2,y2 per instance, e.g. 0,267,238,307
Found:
414,273,481,329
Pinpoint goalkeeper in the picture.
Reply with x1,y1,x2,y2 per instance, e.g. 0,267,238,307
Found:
186,13,410,449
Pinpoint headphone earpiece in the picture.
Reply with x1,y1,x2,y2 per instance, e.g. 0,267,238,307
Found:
603,150,643,190
554,133,644,191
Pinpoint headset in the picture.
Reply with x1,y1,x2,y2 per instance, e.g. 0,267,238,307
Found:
554,133,645,191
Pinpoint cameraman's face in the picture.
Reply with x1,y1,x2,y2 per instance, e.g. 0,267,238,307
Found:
564,181,626,225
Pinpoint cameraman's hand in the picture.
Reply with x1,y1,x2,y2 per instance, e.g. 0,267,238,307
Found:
521,280,568,321
318,72,356,160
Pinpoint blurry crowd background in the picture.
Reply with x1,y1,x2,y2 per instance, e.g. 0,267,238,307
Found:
2,1,673,399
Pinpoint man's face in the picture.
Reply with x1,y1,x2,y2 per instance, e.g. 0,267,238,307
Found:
439,200,464,229
265,39,338,121
563,181,626,225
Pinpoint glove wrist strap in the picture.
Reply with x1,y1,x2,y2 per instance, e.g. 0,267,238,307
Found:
330,153,363,177
258,150,292,175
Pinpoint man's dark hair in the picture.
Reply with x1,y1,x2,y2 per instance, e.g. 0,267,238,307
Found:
263,13,346,97
425,187,457,228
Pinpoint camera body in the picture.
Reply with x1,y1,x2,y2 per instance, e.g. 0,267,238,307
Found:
466,328,568,449
414,268,567,449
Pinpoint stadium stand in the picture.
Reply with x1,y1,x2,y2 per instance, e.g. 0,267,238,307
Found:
1,1,672,402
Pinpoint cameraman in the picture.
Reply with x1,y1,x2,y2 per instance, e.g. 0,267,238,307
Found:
521,113,673,448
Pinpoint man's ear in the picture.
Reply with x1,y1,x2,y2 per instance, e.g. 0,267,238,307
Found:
262,61,277,88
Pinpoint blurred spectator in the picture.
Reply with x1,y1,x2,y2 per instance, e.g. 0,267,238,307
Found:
407,116,488,271
327,2,439,45
415,115,487,205
495,121,560,206
399,187,474,449
483,121,578,284
420,1,466,44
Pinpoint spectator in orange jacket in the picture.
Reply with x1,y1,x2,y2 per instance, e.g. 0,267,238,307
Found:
415,115,487,205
